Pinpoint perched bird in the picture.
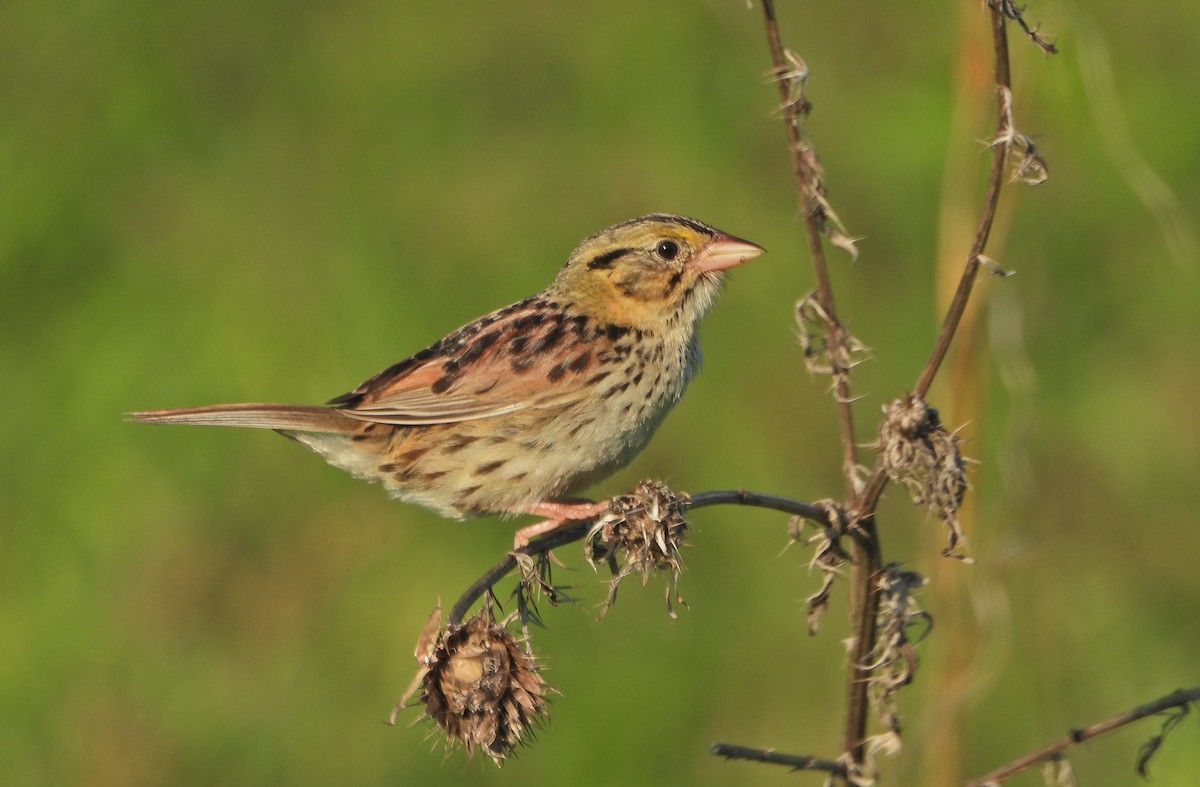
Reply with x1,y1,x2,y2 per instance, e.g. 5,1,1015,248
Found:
130,214,764,545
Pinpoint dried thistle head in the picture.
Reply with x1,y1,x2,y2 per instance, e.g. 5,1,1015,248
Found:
585,480,689,617
393,604,549,765
878,394,972,560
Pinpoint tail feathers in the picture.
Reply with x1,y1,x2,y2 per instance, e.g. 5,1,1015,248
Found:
127,403,355,433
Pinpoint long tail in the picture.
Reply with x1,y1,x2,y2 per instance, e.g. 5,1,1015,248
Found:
127,403,355,433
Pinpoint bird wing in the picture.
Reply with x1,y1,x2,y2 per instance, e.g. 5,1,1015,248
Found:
330,299,612,426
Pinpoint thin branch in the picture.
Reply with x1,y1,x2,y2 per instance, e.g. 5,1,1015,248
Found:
913,6,1011,400
689,489,831,522
447,488,829,624
711,742,847,776
966,688,1200,786
758,2,880,770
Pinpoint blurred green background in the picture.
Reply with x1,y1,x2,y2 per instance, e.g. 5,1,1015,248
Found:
3,0,1198,785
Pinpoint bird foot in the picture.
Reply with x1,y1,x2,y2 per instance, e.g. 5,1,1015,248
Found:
512,500,610,549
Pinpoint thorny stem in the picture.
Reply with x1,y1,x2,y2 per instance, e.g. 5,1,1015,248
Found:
966,687,1200,786
710,742,847,777
447,489,830,625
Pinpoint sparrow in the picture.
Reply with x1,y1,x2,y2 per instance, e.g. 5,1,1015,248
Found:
130,214,765,545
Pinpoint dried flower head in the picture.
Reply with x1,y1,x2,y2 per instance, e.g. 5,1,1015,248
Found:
586,480,689,617
392,604,549,765
878,394,972,560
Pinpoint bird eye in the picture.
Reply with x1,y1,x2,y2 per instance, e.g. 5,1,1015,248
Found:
655,240,680,260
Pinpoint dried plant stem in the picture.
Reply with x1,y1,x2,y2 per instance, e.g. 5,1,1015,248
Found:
913,6,1011,400
966,688,1200,786
758,3,880,772
689,489,832,520
759,0,858,489
447,488,829,624
710,742,846,777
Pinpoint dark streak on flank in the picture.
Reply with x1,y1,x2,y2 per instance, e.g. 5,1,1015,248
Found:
474,459,507,476
568,417,594,438
443,434,480,454
398,446,432,463
600,382,631,401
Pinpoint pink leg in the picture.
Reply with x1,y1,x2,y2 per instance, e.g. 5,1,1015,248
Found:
512,500,610,548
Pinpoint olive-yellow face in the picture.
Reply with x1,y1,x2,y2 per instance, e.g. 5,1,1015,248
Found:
551,214,764,329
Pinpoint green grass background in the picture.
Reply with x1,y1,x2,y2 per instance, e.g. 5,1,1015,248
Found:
3,1,1198,785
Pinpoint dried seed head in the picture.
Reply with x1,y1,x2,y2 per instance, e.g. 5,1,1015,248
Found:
393,604,549,765
1008,132,1049,186
795,291,870,378
864,565,931,732
586,480,689,617
878,394,973,561
787,500,851,635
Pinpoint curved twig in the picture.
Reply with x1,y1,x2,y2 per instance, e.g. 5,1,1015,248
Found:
912,5,1012,400
446,488,828,624
689,489,830,522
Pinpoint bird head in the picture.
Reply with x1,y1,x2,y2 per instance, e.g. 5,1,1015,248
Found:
550,214,765,332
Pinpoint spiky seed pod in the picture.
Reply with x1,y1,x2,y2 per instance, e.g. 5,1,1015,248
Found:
586,480,689,616
878,394,972,560
394,605,548,765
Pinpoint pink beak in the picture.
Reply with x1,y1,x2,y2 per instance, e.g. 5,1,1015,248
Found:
689,232,766,274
